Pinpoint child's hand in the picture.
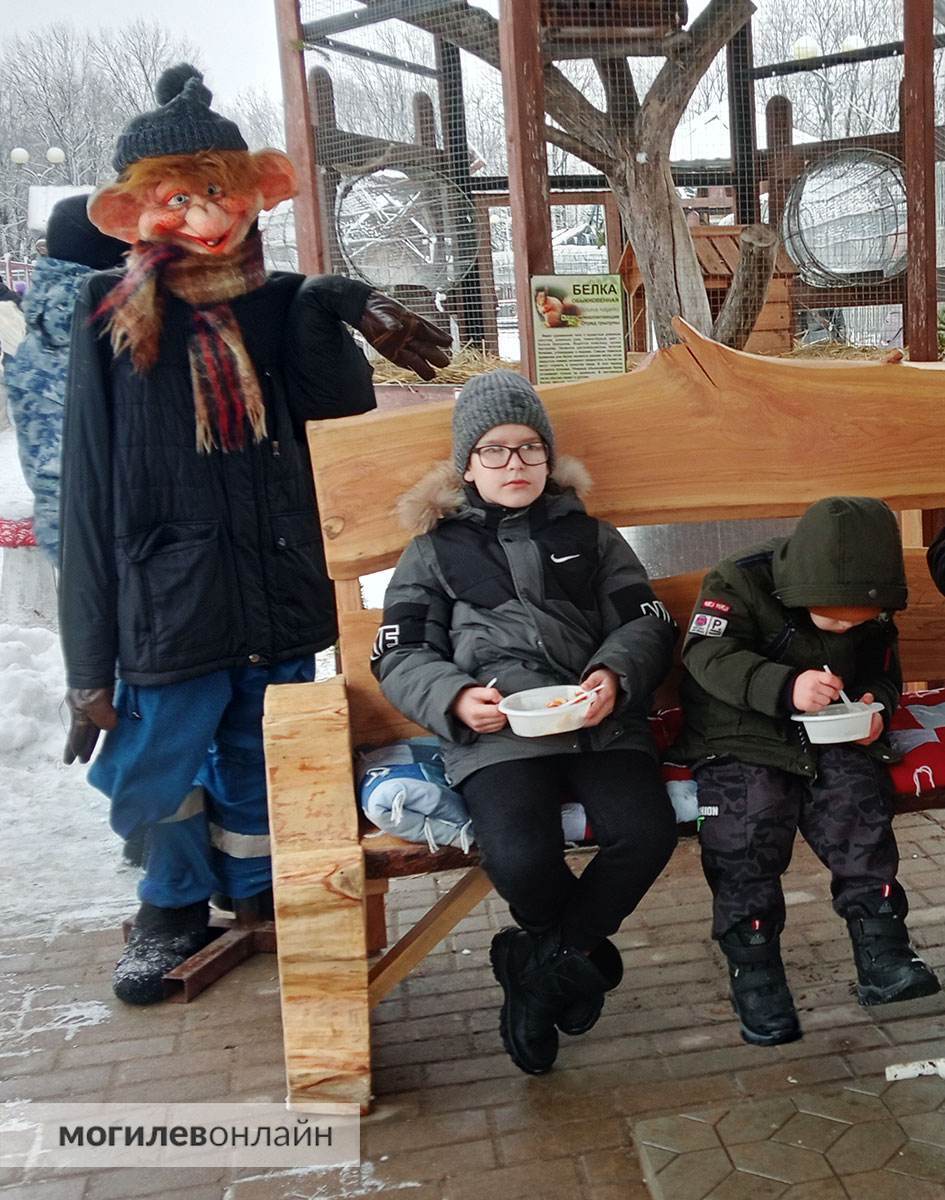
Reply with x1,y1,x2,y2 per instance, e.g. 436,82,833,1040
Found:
451,686,507,733
580,668,619,727
792,668,843,713
853,692,884,745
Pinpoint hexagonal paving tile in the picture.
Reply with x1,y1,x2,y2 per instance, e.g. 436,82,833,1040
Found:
771,1113,846,1154
824,1119,906,1174
631,1081,945,1200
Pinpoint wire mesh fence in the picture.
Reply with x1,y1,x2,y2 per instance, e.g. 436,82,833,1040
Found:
287,1,943,365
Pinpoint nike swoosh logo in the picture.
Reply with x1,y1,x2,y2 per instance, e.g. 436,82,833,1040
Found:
550,553,580,564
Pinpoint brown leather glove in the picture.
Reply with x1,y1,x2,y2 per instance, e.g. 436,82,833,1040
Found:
355,291,452,381
64,687,119,765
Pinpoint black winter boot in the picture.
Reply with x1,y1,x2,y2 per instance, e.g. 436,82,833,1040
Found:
846,890,940,1007
557,938,624,1036
720,919,802,1047
113,900,213,1006
490,928,560,1074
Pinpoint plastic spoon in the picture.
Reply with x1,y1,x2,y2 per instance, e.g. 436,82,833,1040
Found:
485,677,498,690
560,682,606,707
822,664,853,706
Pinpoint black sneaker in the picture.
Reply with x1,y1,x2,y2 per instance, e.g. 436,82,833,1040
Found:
720,918,801,1047
113,901,213,1006
846,889,941,1007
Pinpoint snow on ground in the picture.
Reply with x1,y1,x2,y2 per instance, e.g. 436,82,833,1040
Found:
0,621,137,938
0,427,135,939
0,424,31,520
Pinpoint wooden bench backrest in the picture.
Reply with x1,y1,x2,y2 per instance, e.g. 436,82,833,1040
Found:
307,321,945,748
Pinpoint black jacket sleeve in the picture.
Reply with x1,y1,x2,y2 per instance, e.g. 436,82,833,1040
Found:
283,275,377,424
58,277,118,689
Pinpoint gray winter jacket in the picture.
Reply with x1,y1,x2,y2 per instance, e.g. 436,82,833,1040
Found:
371,459,677,786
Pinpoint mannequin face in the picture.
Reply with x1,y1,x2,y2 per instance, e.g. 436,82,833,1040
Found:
88,149,298,255
463,423,550,508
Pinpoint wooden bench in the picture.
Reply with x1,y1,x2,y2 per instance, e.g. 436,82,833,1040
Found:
263,319,945,1112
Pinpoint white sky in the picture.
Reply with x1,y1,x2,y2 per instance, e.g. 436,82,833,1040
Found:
3,0,717,112
2,0,284,107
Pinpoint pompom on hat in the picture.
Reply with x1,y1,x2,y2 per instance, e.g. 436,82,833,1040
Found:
111,63,247,174
452,369,555,473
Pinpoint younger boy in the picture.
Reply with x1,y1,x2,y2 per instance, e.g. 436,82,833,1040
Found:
372,370,678,1075
678,496,939,1046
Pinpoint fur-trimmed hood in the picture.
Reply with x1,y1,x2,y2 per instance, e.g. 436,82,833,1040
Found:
397,455,593,533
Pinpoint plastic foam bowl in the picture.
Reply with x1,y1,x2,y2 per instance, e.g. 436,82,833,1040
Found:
497,685,592,738
791,701,884,744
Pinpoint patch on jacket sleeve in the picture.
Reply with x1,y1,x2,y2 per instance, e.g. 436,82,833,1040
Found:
371,602,429,661
611,583,672,623
688,612,729,638
371,624,400,661
701,598,732,614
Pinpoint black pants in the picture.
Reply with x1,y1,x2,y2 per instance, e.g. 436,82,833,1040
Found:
696,745,902,939
460,750,677,949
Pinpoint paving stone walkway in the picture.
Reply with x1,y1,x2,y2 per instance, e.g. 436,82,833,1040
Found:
4,813,945,1198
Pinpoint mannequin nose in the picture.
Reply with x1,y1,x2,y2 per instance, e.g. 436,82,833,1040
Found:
186,200,231,237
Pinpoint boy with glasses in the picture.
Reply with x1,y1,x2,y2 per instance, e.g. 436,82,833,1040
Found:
371,369,677,1075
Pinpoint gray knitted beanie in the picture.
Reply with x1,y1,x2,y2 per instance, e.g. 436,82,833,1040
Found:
452,370,555,473
112,64,247,174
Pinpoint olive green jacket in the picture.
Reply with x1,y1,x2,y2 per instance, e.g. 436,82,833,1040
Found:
676,497,906,778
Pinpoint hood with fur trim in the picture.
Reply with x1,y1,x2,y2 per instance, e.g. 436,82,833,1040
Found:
397,455,593,534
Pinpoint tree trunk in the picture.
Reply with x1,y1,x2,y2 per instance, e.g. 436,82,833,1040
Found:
711,223,779,350
610,154,712,348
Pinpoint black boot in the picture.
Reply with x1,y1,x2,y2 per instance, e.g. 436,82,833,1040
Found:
846,890,940,1007
720,919,801,1047
490,928,560,1074
113,900,213,1006
557,938,624,1036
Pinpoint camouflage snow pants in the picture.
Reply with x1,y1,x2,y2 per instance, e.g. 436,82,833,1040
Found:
695,745,901,939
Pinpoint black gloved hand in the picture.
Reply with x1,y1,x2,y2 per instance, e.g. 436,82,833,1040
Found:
64,687,118,765
355,291,452,381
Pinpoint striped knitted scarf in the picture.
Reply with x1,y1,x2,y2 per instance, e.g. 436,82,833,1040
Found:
94,230,268,453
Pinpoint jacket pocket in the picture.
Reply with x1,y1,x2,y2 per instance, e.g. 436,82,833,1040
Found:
268,509,334,638
117,520,239,671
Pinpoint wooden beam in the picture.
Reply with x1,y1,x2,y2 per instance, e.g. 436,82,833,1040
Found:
274,0,328,275
499,0,554,381
903,0,939,362
301,0,458,41
726,22,759,225
367,867,493,1006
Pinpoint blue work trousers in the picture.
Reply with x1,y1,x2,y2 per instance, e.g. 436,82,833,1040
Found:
89,658,315,908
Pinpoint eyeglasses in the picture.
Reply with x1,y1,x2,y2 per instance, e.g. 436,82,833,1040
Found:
470,441,549,469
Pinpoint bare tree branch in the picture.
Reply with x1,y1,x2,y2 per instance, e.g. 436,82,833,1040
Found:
643,0,754,149
594,56,639,135
544,122,615,173
349,0,612,172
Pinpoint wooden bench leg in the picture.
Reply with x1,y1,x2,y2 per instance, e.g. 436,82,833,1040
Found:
264,680,371,1114
365,878,389,954
272,843,371,1113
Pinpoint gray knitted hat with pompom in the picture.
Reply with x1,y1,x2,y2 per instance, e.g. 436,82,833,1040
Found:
452,370,555,473
112,63,247,174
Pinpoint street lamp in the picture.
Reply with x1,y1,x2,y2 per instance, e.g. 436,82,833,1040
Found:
7,145,67,260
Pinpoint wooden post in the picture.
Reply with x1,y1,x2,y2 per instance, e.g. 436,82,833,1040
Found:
498,0,554,381
726,22,759,225
764,96,793,233
274,0,329,275
903,0,938,363
435,36,487,346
